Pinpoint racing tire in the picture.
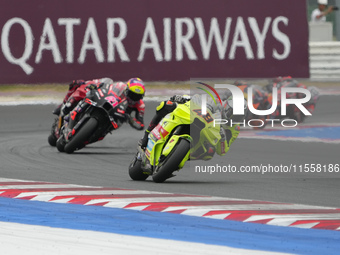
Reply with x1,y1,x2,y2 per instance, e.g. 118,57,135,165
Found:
48,134,57,147
128,154,148,181
48,118,59,146
64,118,98,154
152,139,190,183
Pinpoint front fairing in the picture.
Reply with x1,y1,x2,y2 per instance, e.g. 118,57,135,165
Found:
145,102,191,166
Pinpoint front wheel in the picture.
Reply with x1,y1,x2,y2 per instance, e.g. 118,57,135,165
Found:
128,153,148,181
48,134,57,147
64,118,98,154
152,139,190,183
48,118,59,146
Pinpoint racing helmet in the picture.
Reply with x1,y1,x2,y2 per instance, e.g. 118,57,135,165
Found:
126,78,145,102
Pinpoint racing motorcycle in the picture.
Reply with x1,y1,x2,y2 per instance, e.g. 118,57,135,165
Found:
56,84,127,154
128,94,222,183
266,77,320,123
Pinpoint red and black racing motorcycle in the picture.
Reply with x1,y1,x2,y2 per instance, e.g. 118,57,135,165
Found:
56,84,128,154
265,77,320,123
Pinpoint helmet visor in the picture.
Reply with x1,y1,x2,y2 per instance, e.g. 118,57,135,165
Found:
127,90,143,101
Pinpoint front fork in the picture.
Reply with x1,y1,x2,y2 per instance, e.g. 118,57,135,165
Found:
137,146,153,175
57,116,63,129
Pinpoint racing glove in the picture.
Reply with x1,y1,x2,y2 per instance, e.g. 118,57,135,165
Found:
170,95,190,104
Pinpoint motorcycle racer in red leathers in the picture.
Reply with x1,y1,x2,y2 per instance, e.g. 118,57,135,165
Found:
48,77,145,146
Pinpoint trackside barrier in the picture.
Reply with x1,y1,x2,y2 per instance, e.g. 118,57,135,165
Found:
309,41,340,81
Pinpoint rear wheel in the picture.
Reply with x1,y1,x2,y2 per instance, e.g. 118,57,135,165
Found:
152,139,190,183
64,118,98,154
128,153,148,181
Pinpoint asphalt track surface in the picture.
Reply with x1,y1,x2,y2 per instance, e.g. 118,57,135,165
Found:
0,95,339,208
